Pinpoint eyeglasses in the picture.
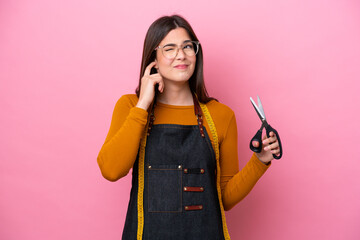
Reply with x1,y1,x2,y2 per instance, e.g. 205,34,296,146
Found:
155,41,200,59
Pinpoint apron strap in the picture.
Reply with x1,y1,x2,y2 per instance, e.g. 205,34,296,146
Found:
192,92,205,138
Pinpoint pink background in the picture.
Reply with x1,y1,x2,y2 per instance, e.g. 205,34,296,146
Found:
1,0,359,239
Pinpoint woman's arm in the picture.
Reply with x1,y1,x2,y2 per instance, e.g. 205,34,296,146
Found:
220,113,270,210
97,95,148,181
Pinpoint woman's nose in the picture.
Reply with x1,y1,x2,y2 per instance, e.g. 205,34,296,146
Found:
175,48,186,60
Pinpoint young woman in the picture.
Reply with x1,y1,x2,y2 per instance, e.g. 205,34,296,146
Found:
97,15,281,240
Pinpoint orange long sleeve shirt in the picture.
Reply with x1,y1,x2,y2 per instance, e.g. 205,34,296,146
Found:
97,94,270,210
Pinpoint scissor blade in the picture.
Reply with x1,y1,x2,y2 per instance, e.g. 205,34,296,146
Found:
250,97,265,121
257,95,266,120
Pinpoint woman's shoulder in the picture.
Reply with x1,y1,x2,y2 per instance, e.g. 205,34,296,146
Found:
205,99,235,119
115,94,139,108
204,99,236,140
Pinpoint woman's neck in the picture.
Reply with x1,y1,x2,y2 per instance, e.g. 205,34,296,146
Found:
156,81,193,106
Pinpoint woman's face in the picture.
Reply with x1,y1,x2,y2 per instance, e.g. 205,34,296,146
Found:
155,28,196,84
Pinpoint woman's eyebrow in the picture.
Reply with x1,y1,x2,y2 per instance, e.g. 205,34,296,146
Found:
163,40,192,47
163,43,177,47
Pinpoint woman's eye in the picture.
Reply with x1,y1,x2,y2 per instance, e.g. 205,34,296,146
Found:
184,44,193,49
164,47,175,52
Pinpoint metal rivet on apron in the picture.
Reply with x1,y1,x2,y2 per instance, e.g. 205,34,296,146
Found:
184,187,187,191
185,206,189,210
178,165,182,169
184,168,188,173
148,165,151,169
200,169,205,174
200,187,204,191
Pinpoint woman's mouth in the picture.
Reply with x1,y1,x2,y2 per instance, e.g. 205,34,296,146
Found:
174,64,188,69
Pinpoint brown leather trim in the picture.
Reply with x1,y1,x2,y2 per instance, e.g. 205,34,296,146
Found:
192,92,205,138
183,168,205,174
147,103,156,136
183,186,204,192
184,205,203,211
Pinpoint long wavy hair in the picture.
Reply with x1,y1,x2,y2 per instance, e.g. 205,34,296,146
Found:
135,15,216,103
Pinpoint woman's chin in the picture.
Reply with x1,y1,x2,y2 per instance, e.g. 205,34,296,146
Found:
164,78,191,85
166,73,194,82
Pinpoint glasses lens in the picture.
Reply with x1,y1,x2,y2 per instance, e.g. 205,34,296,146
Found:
183,42,198,57
162,45,177,59
161,41,199,59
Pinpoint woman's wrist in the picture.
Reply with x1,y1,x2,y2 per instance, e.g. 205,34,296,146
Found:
263,160,271,166
255,153,271,165
259,159,271,166
136,100,150,111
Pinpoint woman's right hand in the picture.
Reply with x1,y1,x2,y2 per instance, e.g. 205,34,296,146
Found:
136,62,164,110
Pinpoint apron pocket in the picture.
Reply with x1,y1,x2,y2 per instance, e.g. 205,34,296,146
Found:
148,164,182,212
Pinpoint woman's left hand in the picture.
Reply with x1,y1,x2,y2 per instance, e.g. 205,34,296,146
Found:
252,131,280,164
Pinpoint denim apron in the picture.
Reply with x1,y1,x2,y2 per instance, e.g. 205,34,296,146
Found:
122,97,227,240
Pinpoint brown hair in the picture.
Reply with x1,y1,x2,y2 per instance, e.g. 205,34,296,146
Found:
135,15,216,103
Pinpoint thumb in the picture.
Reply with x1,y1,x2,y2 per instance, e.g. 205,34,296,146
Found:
252,140,259,148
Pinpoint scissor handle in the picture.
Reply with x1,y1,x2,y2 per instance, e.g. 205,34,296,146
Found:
265,125,283,160
250,129,263,153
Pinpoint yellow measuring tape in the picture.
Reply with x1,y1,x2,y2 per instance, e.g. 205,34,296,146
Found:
200,102,231,240
136,120,148,239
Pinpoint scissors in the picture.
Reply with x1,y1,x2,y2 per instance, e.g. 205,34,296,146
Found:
249,96,283,160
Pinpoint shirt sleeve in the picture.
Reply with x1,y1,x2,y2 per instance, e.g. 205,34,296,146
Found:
220,113,271,210
97,95,148,181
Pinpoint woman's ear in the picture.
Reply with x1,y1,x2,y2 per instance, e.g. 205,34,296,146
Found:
150,59,158,74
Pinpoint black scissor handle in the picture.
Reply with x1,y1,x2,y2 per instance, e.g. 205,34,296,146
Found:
265,125,283,160
250,129,263,153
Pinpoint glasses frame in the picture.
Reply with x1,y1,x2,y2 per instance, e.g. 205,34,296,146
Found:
154,41,200,59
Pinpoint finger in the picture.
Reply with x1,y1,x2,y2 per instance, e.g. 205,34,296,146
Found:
147,74,163,92
269,131,277,141
252,141,259,148
263,135,277,145
158,79,164,93
253,140,260,147
264,145,270,151
262,134,267,140
269,141,279,149
144,62,157,76
271,147,280,155
151,73,161,79
265,141,279,151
